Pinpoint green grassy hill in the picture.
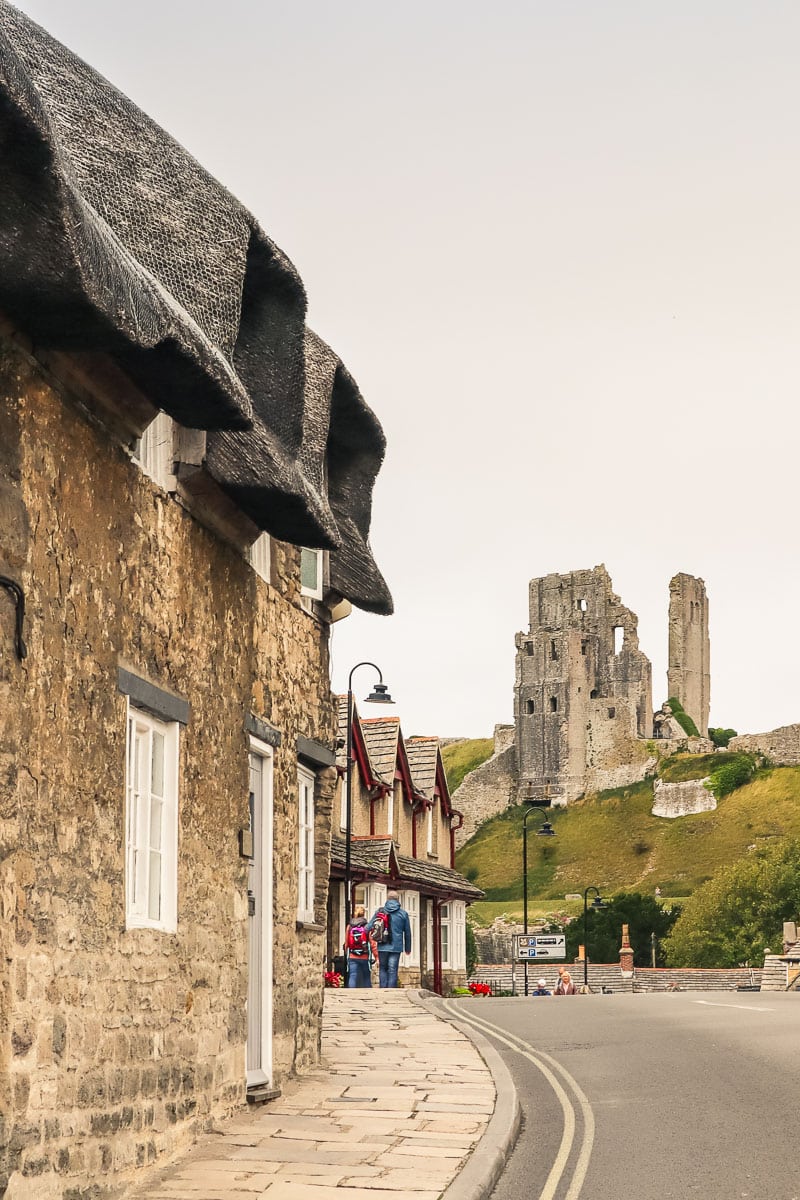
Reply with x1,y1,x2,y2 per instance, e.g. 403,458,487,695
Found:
456,760,800,926
441,738,494,793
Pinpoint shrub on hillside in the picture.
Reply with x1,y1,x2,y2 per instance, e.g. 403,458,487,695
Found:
705,753,757,799
666,697,700,738
709,727,738,749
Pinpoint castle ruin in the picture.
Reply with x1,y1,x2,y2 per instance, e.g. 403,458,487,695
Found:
514,565,710,804
452,566,712,842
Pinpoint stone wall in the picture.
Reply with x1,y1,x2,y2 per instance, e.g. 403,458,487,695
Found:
452,738,516,849
0,337,336,1199
729,725,800,766
651,778,716,819
667,573,710,737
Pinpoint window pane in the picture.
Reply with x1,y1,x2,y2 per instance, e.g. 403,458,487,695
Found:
148,850,161,921
151,731,165,797
149,797,163,851
300,548,319,592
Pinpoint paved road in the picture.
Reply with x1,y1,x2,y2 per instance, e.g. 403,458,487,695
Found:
446,992,799,1200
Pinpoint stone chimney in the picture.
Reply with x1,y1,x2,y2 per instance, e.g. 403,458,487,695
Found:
619,923,634,977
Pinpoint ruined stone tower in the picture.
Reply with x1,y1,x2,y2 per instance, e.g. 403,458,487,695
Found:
514,565,653,804
667,573,710,737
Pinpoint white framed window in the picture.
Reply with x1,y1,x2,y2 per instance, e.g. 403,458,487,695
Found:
400,890,420,968
450,901,467,971
355,882,386,924
440,903,451,968
297,765,316,923
135,412,176,491
125,704,179,932
300,547,324,600
248,533,271,583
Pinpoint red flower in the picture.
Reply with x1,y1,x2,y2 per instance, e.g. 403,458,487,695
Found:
324,971,343,988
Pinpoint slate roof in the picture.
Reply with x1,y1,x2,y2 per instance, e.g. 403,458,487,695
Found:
0,3,391,614
330,836,483,902
404,737,440,798
781,939,800,961
360,717,401,786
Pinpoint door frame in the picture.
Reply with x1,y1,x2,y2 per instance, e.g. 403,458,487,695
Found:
246,736,274,1089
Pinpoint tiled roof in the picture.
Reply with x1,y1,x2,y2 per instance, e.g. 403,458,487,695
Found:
405,737,440,798
396,854,484,901
360,717,401,785
781,938,800,961
330,836,483,901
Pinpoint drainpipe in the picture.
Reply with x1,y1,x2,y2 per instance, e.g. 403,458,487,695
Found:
450,811,464,869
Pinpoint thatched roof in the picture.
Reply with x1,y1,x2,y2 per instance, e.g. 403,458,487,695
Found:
0,3,391,614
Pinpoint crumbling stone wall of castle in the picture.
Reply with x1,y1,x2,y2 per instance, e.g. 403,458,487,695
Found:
452,727,516,849
667,573,710,737
729,725,800,766
0,335,335,1199
514,566,653,804
652,778,717,818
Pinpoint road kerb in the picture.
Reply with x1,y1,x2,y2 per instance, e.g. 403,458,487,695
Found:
407,991,521,1200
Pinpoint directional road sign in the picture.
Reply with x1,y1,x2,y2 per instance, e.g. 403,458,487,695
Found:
513,934,567,961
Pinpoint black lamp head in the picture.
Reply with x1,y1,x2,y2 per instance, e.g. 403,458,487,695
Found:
364,681,394,704
536,821,556,838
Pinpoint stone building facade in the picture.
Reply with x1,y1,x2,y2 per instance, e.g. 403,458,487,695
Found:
0,8,392,1198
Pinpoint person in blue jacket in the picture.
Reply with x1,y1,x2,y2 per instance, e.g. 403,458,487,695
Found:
368,891,412,988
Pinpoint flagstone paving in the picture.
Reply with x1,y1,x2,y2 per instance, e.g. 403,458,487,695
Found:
131,990,495,1199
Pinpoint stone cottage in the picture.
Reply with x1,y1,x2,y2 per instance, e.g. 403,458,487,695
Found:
327,701,482,993
0,5,391,1198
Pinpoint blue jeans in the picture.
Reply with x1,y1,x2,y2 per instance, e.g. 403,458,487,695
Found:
378,952,401,988
347,957,372,988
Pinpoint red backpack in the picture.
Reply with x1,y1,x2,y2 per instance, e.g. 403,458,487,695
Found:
347,923,369,954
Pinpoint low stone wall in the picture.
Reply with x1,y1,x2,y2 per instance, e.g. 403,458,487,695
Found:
729,725,800,766
652,777,716,818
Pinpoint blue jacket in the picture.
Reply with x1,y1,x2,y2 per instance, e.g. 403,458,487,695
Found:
369,897,411,955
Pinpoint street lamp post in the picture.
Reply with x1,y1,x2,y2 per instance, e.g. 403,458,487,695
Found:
522,804,556,996
583,886,607,990
344,662,394,928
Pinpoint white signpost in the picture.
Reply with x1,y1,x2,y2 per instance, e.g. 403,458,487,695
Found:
513,934,566,961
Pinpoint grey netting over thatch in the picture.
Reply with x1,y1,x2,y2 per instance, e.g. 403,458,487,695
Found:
0,3,392,612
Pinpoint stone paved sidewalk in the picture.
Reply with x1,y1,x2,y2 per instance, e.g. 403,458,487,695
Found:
133,990,496,1200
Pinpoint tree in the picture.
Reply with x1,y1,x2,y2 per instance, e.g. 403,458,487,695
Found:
663,839,800,968
709,727,737,749
564,893,680,968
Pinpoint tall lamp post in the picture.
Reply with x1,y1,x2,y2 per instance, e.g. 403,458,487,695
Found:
344,662,394,928
583,886,607,990
522,804,556,996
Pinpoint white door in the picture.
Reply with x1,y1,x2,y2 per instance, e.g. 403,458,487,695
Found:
247,742,273,1088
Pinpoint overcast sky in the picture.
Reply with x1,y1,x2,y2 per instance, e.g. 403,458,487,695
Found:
14,1,800,739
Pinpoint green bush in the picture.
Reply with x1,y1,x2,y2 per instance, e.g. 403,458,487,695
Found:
465,920,478,976
709,727,738,749
706,754,757,799
666,697,700,738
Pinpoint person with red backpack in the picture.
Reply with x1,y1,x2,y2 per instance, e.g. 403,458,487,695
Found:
344,907,376,988
368,891,412,989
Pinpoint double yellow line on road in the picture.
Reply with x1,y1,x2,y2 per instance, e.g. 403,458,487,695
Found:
444,1001,595,1200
